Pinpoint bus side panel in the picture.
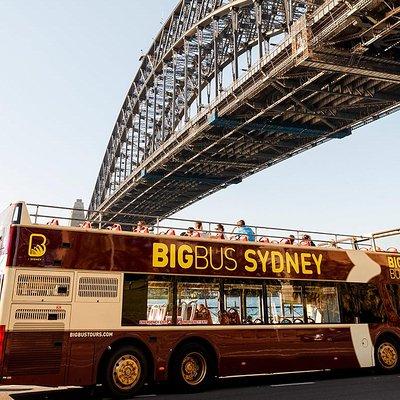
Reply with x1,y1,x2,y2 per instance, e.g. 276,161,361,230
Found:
86,327,361,383
2,331,69,386
213,326,360,376
66,341,95,386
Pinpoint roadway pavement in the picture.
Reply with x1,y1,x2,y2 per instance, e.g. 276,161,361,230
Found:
2,370,400,400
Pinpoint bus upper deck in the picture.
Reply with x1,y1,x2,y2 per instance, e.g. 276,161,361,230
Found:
1,201,399,253
1,201,400,284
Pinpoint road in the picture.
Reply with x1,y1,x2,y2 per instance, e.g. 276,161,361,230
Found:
3,370,400,400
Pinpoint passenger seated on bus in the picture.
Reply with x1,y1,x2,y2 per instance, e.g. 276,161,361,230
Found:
218,309,241,325
133,220,149,234
186,226,195,236
193,304,212,324
387,247,399,253
211,223,226,240
166,228,176,235
227,308,241,324
111,224,122,231
280,235,295,245
192,221,206,237
259,236,270,243
218,311,230,325
79,221,92,229
231,220,255,242
300,234,315,246
47,219,59,226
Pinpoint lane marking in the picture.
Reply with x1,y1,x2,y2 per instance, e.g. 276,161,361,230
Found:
135,395,157,398
270,382,315,387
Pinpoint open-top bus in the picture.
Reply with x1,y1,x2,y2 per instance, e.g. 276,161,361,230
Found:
0,202,399,397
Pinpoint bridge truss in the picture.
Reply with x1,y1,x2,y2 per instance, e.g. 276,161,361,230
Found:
89,0,400,221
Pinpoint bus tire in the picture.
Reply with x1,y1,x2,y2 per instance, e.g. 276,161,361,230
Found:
104,345,148,398
375,338,400,373
172,343,214,392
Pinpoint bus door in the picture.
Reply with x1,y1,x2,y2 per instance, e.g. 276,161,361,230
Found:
219,283,283,376
272,284,357,371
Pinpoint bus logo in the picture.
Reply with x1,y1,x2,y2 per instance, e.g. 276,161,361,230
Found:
28,234,47,257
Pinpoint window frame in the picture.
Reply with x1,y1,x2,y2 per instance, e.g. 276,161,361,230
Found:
121,273,387,327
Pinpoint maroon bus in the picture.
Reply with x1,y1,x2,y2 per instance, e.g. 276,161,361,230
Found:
0,202,399,398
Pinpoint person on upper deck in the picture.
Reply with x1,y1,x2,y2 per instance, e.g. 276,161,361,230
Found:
186,226,195,236
280,234,295,245
232,220,255,242
192,221,206,237
212,223,226,240
133,220,149,234
300,234,315,246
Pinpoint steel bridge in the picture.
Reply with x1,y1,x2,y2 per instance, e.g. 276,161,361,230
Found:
89,0,400,221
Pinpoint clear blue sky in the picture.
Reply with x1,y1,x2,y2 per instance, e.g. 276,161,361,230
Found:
1,0,399,239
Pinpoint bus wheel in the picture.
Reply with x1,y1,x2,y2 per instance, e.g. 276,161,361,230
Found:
173,343,213,391
104,346,148,398
375,339,400,373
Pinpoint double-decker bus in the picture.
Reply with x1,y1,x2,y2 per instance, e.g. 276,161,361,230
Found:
0,202,399,398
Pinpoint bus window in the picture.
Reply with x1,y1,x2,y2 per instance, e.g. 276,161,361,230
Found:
146,281,173,325
224,285,242,324
338,284,357,323
177,282,220,325
305,286,340,323
244,285,263,324
223,284,263,324
267,284,283,324
122,275,148,325
358,285,386,323
387,284,400,316
340,284,386,324
267,283,304,324
122,275,173,326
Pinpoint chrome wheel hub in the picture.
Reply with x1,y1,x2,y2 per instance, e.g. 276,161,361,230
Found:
113,354,141,389
378,342,398,369
181,352,207,385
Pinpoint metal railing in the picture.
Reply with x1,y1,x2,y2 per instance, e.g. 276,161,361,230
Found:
23,202,395,251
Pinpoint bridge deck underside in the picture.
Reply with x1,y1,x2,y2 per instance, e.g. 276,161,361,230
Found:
109,63,400,220
93,0,400,222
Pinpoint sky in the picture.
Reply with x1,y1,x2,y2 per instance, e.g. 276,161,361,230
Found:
1,0,399,243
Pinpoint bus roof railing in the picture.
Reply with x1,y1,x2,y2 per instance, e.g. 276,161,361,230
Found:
23,202,400,252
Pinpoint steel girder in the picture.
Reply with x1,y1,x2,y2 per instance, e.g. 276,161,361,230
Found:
89,0,400,220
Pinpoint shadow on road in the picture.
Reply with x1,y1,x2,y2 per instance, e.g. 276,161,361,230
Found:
9,369,379,400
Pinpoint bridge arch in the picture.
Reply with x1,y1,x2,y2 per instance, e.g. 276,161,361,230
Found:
90,0,400,219
90,0,311,212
